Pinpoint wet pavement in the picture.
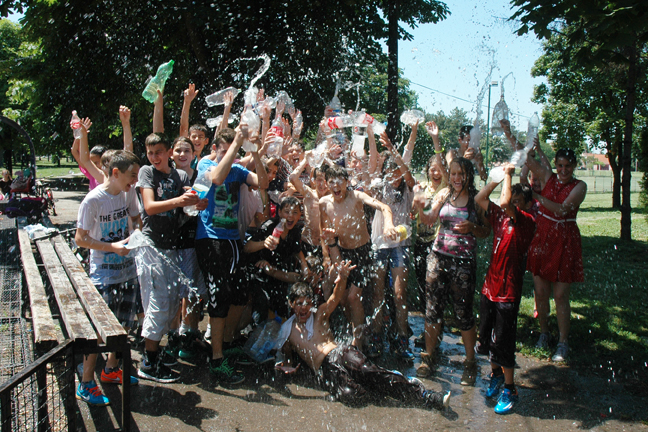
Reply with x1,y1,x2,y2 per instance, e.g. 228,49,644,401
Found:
46,190,647,432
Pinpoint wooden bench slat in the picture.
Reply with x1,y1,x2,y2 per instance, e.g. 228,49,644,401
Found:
17,230,62,351
35,238,97,347
51,235,127,347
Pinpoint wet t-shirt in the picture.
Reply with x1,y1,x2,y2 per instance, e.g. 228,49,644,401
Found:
177,169,198,250
433,201,476,259
77,186,139,285
195,159,251,240
248,217,303,271
482,202,536,302
137,165,190,249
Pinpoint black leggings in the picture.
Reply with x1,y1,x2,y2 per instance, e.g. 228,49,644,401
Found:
319,345,426,402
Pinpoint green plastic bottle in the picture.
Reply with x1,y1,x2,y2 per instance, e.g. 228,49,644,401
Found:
142,60,174,103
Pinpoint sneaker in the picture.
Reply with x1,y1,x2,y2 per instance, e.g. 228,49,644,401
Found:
159,349,178,367
101,368,139,385
552,342,569,362
485,372,505,398
460,359,478,386
494,388,518,414
137,359,180,383
392,336,415,361
365,334,383,359
209,358,245,386
76,381,110,406
423,390,451,410
536,332,551,349
416,352,436,378
204,324,211,341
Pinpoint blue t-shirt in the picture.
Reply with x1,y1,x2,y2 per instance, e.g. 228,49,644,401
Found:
196,158,251,240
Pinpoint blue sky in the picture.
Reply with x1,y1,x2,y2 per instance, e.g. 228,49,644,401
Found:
385,0,546,131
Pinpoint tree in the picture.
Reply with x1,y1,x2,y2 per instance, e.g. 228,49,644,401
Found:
511,0,648,240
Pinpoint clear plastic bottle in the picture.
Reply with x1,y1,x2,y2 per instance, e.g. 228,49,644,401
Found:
488,166,506,183
327,114,353,129
491,97,509,136
510,149,527,168
205,86,240,107
243,317,283,362
526,112,540,149
329,95,342,115
241,108,261,149
70,110,82,139
400,109,425,126
272,218,286,238
184,169,212,216
469,123,481,150
267,118,285,158
142,60,175,103
292,111,303,138
372,224,412,250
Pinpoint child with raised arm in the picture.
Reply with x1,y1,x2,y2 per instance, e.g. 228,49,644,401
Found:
75,125,142,405
195,124,268,386
275,260,450,410
319,164,398,348
474,163,536,414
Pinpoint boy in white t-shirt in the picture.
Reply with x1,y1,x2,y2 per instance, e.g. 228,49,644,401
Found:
75,140,142,406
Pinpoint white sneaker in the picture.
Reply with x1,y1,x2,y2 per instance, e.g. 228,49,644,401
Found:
552,342,569,362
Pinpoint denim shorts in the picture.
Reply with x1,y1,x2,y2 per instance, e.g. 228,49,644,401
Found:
375,246,410,269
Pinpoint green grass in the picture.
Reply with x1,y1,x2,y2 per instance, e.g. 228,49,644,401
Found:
504,192,648,384
33,157,82,179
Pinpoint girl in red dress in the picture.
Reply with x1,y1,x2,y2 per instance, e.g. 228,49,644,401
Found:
526,147,587,362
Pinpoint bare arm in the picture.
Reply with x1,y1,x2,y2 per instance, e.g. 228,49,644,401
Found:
217,90,234,135
288,158,314,199
210,125,246,185
401,121,418,166
475,181,499,213
318,260,355,318
357,190,397,237
367,123,378,175
534,181,587,217
77,118,105,184
153,89,164,134
380,132,416,189
71,138,82,165
140,187,199,216
499,164,517,219
119,106,133,152
179,83,198,138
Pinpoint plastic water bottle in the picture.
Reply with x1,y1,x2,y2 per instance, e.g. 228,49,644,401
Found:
329,95,342,115
184,170,212,216
327,114,353,129
70,111,82,139
292,111,303,138
267,118,284,158
244,87,259,106
488,166,506,183
400,109,425,126
206,114,236,129
307,143,327,168
372,224,411,250
510,149,527,168
275,90,294,112
243,317,283,362
491,97,509,136
526,112,540,149
468,122,481,150
272,218,286,238
142,60,175,103
351,111,369,157
205,86,240,107
241,108,261,149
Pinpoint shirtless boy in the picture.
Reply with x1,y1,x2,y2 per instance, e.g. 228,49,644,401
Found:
319,164,398,345
276,260,449,409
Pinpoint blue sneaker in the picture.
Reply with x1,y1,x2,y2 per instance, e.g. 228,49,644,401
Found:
494,388,518,414
392,336,415,361
485,373,505,398
76,381,110,406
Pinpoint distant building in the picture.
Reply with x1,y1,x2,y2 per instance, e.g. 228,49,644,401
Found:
581,153,610,171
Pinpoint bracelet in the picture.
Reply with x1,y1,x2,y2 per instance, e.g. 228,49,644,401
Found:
434,147,445,154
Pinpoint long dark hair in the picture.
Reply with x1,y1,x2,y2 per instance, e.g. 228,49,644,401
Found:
446,157,479,224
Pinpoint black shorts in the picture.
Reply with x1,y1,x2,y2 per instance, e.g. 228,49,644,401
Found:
476,295,520,369
337,243,374,291
195,238,247,318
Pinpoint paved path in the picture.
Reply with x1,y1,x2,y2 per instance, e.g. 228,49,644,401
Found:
47,189,647,432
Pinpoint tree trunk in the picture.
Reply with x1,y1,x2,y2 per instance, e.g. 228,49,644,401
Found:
386,0,399,143
620,44,637,241
609,127,622,209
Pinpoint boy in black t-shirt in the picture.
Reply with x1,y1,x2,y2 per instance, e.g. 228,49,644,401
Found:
243,196,314,319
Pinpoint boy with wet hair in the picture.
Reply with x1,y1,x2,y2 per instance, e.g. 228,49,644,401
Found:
135,131,206,383
243,196,313,320
319,164,398,347
474,163,536,414
75,138,143,406
275,261,450,410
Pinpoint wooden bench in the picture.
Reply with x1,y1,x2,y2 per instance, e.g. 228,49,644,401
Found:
18,230,132,431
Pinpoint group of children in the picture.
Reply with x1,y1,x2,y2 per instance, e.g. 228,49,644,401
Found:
70,82,586,416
